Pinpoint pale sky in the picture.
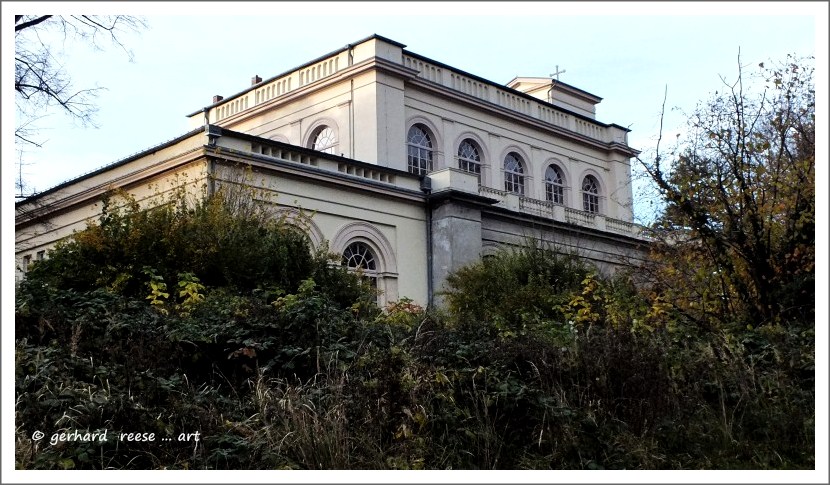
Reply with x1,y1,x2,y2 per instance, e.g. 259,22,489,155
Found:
4,2,825,224
3,3,829,482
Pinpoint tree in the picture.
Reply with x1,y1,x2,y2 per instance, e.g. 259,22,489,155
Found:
15,15,146,141
14,15,146,191
639,55,815,326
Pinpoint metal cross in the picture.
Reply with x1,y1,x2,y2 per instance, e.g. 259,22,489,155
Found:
550,65,566,81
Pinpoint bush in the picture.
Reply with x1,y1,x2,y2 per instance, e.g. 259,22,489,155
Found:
15,191,813,469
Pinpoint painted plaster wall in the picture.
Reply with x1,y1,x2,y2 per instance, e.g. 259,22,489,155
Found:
401,87,635,221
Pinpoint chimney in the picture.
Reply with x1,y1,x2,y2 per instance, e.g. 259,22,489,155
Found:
251,75,262,86
212,95,224,103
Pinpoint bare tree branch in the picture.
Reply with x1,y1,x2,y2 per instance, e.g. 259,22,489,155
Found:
15,15,52,32
14,14,146,192
638,54,814,326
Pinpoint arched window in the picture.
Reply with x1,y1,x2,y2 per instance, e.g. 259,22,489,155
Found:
407,125,433,175
333,222,398,307
582,175,600,213
545,165,566,205
342,241,378,293
310,125,337,154
457,139,482,177
503,152,525,195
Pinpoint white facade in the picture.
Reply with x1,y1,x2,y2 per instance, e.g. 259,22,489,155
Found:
16,35,647,307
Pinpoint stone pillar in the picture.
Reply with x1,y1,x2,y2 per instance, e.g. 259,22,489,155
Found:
430,199,483,306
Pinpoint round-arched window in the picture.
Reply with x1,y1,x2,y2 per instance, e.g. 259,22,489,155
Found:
503,152,525,195
342,241,378,291
342,241,376,271
407,125,433,175
545,165,566,205
311,126,337,154
457,139,481,177
582,175,600,213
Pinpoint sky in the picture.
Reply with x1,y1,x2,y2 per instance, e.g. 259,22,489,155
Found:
4,2,826,224
3,2,829,482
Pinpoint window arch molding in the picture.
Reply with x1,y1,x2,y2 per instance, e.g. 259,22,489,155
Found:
331,222,398,276
453,132,490,184
272,207,325,250
405,116,444,172
265,133,290,144
332,222,399,305
541,158,571,206
578,168,605,214
498,145,532,196
303,118,340,154
481,241,501,259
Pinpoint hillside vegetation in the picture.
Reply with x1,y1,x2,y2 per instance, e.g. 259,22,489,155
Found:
15,58,814,470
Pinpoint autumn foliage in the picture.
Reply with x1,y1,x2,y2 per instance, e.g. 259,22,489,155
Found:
15,57,814,470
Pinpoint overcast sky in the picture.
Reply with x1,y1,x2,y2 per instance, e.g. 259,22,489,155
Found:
4,2,826,223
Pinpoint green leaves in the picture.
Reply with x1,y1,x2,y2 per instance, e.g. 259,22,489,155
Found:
14,154,813,468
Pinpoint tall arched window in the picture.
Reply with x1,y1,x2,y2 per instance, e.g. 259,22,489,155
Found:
310,125,337,154
503,152,525,195
582,175,600,214
407,125,433,175
545,165,566,204
457,139,481,177
342,241,378,291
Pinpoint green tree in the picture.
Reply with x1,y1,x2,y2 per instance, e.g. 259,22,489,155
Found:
640,55,815,327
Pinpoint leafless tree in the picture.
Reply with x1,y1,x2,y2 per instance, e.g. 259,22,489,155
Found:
14,15,146,195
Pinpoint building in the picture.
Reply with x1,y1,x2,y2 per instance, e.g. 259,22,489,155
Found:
15,34,647,307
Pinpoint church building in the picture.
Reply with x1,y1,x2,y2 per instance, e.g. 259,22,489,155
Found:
15,34,646,307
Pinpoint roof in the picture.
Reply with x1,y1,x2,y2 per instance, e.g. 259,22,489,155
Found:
506,76,603,104
15,126,207,206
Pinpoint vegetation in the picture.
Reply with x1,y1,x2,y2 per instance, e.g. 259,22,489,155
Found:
15,57,814,470
639,55,815,329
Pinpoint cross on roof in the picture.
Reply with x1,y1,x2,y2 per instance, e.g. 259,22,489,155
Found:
550,65,566,81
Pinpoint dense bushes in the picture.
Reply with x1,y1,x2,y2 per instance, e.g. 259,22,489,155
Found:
15,188,813,469
15,188,375,469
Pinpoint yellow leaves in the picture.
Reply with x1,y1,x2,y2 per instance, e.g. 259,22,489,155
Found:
560,274,603,327
143,269,208,317
108,271,132,293
644,294,671,328
395,405,428,444
73,227,107,251
176,272,205,317
580,274,599,296
144,268,170,315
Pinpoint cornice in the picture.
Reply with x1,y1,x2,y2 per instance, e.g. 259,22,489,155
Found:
204,146,427,204
15,147,207,227
212,56,415,128
404,76,640,158
483,204,650,248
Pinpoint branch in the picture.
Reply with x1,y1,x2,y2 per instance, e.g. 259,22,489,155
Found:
15,131,44,148
654,85,668,180
77,15,119,32
15,15,53,32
